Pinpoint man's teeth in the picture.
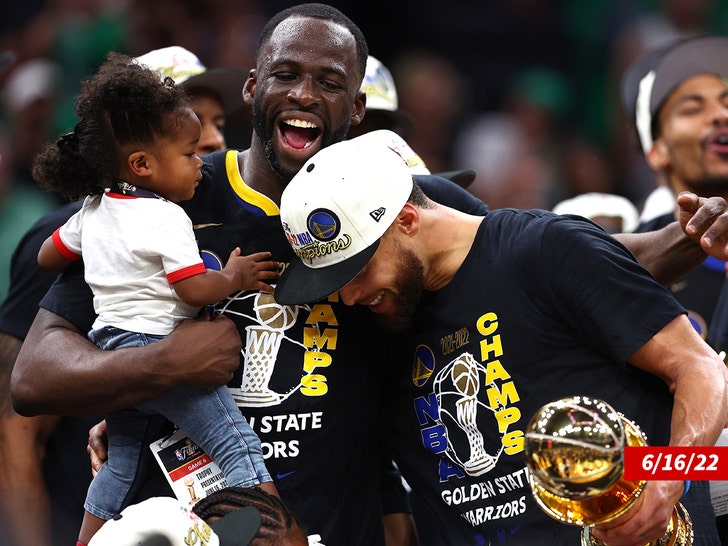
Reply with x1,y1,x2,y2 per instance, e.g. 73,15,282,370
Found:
369,293,383,306
284,119,318,129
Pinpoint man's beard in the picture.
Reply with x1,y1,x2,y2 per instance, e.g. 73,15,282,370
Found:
251,97,352,181
376,245,425,333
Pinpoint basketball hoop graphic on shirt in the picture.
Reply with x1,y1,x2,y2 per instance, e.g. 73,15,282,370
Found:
433,352,501,476
231,292,298,406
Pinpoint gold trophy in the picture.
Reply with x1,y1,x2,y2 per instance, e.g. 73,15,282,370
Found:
523,396,693,546
184,476,201,505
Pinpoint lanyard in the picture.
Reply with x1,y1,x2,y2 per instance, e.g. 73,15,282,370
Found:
108,180,167,201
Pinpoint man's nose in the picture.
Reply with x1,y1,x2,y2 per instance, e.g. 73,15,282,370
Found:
338,282,358,306
287,76,318,107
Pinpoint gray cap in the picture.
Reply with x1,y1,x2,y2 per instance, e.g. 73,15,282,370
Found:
623,35,728,153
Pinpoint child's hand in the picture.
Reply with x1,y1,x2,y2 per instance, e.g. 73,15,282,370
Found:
226,248,281,293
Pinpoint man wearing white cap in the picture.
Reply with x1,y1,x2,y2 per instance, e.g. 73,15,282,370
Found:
274,135,728,545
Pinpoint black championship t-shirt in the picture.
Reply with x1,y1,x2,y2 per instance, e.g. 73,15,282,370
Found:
382,210,684,545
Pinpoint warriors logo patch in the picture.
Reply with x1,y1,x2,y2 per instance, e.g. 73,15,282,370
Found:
307,209,341,242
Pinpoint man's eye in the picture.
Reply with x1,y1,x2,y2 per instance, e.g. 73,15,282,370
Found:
321,81,341,91
274,72,296,81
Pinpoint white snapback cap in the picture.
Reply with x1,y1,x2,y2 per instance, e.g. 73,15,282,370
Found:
87,496,261,546
552,192,639,233
275,135,414,305
134,46,245,115
360,55,399,112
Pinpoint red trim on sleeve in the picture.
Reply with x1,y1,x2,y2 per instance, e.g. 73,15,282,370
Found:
167,262,206,284
52,228,82,261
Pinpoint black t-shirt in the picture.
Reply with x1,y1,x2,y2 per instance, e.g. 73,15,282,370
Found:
0,201,83,337
39,150,489,545
383,210,684,545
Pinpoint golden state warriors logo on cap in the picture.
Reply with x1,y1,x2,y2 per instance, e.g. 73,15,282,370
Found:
287,206,353,267
307,209,340,241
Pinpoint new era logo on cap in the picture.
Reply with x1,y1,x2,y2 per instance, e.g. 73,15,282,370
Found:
370,208,387,222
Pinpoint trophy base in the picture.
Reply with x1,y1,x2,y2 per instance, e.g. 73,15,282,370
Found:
581,502,693,546
530,474,645,526
231,389,280,405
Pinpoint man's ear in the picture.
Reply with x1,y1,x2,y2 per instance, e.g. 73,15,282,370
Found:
396,203,420,236
243,69,257,107
349,90,366,127
645,139,670,172
128,151,152,177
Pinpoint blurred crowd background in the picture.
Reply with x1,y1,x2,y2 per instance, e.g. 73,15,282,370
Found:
2,0,728,299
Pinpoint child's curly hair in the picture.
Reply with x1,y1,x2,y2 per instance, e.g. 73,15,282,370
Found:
32,52,191,200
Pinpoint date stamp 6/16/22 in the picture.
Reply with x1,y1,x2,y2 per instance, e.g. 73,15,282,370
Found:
623,446,728,481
